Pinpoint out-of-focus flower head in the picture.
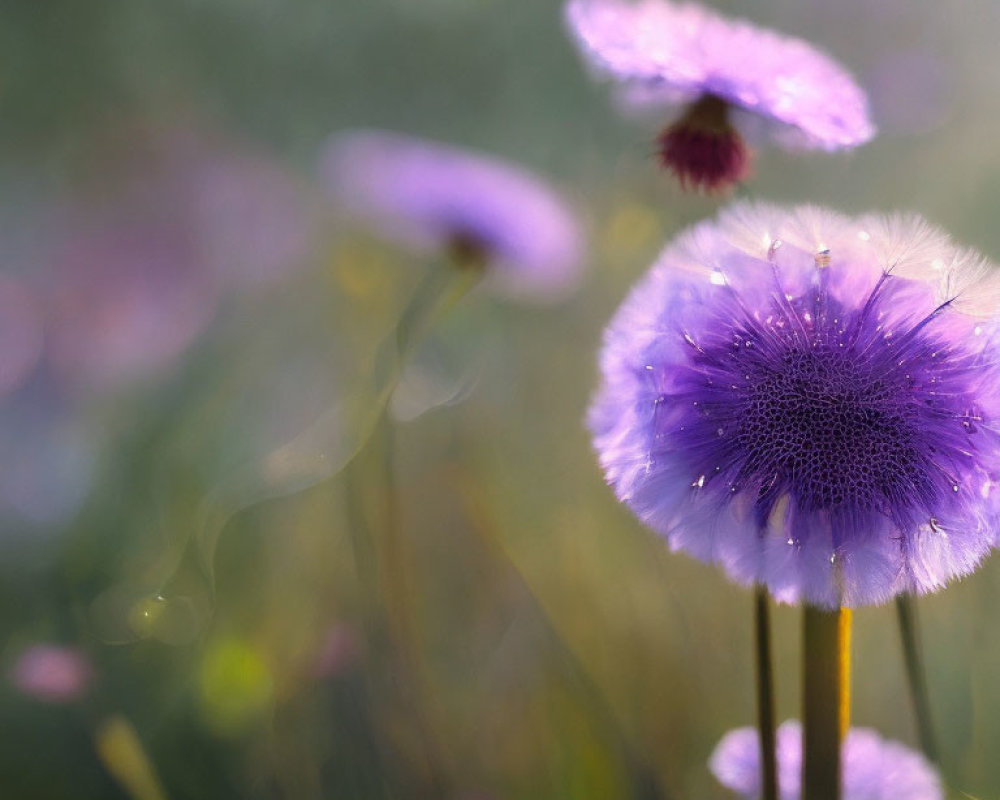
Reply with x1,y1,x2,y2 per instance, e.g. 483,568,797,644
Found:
9,644,93,703
565,0,874,191
45,123,314,392
192,151,313,289
321,130,584,302
589,202,1000,607
0,275,44,398
710,720,942,799
47,217,217,390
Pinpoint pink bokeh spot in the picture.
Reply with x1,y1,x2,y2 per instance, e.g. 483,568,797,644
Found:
10,645,93,703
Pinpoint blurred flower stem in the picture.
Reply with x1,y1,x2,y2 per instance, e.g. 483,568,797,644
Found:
895,595,940,765
755,586,779,800
455,469,668,800
345,410,454,797
802,605,851,800
338,262,482,797
196,261,479,582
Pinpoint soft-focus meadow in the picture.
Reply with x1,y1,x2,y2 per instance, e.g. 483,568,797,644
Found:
4,1,1000,798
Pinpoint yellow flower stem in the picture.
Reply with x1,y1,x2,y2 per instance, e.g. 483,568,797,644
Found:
802,604,851,800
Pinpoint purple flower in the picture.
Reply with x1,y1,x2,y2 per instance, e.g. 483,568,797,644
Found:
710,720,942,800
321,130,584,302
565,0,874,191
47,218,218,390
589,203,1000,607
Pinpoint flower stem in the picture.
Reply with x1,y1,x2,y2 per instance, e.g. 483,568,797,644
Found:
895,595,940,764
802,605,851,800
754,586,779,800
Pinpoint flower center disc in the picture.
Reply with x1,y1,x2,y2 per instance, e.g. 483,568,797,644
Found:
736,346,923,514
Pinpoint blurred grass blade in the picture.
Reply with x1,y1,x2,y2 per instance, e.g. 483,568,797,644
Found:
896,595,940,765
94,715,169,800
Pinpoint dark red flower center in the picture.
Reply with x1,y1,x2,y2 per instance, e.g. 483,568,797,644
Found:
657,95,751,193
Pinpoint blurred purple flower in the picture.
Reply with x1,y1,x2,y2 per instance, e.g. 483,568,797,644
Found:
10,644,93,703
565,0,874,190
321,130,584,302
47,219,218,390
710,720,942,800
192,152,312,289
43,125,316,391
589,203,1000,607
0,275,43,398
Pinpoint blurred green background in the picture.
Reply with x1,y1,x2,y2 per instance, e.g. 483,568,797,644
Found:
3,0,1000,798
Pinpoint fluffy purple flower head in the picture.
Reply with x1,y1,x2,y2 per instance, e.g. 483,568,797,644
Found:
589,203,1000,607
565,0,874,190
321,130,584,302
710,720,942,800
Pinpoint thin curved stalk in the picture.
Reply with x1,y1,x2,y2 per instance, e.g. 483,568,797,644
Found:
895,595,940,764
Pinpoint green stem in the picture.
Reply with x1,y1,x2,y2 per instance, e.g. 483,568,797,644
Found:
755,587,779,800
802,605,846,800
895,595,940,765
339,262,480,797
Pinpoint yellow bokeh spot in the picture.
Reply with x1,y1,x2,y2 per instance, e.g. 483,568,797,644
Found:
329,238,394,301
602,203,660,262
198,639,274,736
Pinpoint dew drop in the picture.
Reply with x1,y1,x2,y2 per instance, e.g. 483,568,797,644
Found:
786,538,795,546
692,475,706,488
952,484,960,493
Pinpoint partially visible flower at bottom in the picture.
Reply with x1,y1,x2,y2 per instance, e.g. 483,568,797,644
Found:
589,203,1000,607
710,720,942,800
9,644,93,703
321,130,584,302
